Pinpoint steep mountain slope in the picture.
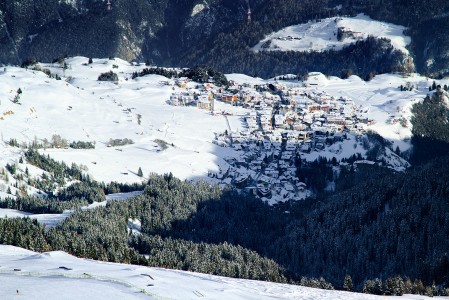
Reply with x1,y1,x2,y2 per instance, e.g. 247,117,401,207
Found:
0,0,448,77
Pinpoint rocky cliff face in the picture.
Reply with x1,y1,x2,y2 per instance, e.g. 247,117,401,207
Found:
0,0,448,77
0,0,243,64
0,0,167,63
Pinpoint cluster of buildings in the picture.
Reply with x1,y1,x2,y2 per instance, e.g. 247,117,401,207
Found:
167,78,373,203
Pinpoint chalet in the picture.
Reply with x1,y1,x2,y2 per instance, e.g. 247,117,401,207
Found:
308,104,320,112
292,123,306,131
176,77,189,88
326,123,345,132
285,143,296,151
263,140,271,150
181,93,195,105
244,186,258,195
298,131,310,141
320,105,330,113
297,182,307,192
281,151,293,161
300,143,311,153
265,168,279,178
274,114,287,128
221,94,238,103
234,173,251,188
168,94,182,106
257,183,272,198
197,96,211,110
327,117,346,126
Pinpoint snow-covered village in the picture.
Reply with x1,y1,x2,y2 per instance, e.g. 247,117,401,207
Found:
166,72,413,203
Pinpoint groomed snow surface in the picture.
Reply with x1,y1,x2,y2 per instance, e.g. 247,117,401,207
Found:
253,14,410,54
0,245,446,300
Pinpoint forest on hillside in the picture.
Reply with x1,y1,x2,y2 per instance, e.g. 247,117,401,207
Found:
1,136,449,296
177,0,449,77
1,0,449,77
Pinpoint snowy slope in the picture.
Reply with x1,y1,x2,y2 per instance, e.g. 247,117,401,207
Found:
253,14,410,54
0,57,244,185
0,58,444,200
303,72,431,152
0,245,446,300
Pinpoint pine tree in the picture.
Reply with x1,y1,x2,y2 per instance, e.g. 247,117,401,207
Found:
385,276,404,296
137,167,143,177
373,278,383,295
343,274,353,291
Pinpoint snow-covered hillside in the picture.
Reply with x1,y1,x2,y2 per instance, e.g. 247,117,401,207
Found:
0,245,446,300
228,72,435,152
0,191,143,227
253,14,410,54
0,57,244,185
0,57,446,203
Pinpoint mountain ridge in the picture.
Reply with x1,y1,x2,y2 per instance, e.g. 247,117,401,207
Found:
0,0,448,77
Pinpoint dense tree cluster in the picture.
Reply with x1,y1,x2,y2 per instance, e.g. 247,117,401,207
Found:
411,89,449,163
184,36,407,79
25,149,86,184
131,67,178,80
0,195,87,214
98,71,118,82
69,141,95,149
179,66,229,86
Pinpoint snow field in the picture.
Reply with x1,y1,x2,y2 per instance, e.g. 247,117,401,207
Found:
253,14,410,54
0,245,446,300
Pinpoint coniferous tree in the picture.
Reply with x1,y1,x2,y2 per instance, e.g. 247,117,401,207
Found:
343,275,353,291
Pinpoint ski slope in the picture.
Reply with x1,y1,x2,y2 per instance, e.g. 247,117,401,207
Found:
0,245,446,300
253,14,410,54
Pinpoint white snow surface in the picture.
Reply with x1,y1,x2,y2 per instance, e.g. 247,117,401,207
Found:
253,14,410,54
0,58,444,199
1,57,446,195
0,57,244,185
0,245,446,300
